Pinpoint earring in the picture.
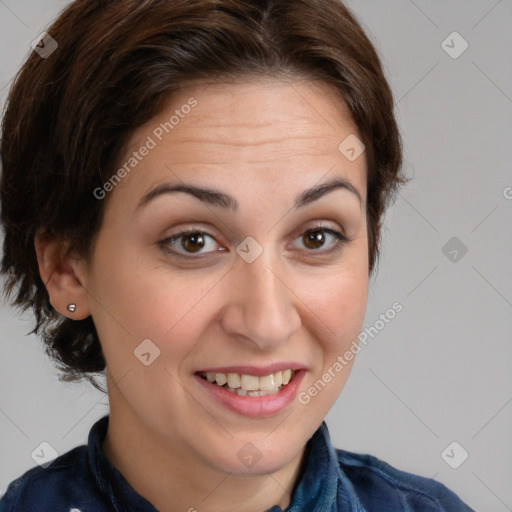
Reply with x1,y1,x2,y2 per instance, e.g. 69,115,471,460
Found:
67,304,76,313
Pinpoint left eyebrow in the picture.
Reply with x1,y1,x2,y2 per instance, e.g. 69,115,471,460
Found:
135,177,363,213
294,177,363,209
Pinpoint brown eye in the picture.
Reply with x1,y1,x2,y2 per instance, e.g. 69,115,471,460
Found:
303,230,327,250
181,232,206,253
160,230,222,258
292,227,348,254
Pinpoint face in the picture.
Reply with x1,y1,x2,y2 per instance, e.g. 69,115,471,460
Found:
80,77,368,477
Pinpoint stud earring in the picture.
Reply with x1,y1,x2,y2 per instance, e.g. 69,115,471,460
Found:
67,304,76,313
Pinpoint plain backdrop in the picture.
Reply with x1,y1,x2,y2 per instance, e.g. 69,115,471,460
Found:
1,1,511,511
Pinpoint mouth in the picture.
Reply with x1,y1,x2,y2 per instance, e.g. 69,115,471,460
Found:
194,366,306,417
197,369,295,397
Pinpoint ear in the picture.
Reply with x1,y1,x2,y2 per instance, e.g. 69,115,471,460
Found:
34,230,92,320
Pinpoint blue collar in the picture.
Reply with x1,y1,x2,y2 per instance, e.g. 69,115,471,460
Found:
3,414,472,510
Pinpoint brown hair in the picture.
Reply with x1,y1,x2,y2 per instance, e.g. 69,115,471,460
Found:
0,0,406,391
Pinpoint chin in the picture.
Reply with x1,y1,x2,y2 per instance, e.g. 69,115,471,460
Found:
203,438,301,477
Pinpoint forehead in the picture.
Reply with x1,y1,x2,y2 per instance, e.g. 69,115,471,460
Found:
150,76,361,149
107,77,367,213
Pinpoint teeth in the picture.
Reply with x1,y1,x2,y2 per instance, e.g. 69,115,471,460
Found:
241,374,259,391
227,373,241,388
201,369,295,394
215,373,227,386
259,374,275,390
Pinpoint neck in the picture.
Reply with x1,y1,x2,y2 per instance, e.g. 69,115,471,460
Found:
102,384,308,512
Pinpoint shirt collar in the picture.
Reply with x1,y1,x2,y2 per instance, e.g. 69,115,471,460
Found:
88,415,157,511
269,420,366,511
87,415,356,512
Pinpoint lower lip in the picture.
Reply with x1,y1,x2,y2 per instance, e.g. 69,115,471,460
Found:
195,370,306,418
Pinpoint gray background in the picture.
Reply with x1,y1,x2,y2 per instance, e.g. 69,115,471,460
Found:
1,1,511,511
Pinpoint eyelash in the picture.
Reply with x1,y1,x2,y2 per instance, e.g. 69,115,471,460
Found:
158,224,351,261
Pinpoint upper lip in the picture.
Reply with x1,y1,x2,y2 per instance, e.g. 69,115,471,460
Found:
195,363,305,377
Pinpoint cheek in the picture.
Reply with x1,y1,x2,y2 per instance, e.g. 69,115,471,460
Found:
297,268,368,415
88,253,224,369
307,268,368,349
300,234,369,349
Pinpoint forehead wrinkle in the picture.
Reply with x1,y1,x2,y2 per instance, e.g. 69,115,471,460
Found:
161,130,343,156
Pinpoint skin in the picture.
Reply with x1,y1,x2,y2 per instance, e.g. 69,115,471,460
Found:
35,76,369,512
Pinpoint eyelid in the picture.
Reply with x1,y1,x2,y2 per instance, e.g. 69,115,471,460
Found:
292,220,348,241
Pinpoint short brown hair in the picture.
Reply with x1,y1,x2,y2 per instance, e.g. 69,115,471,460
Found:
0,0,406,391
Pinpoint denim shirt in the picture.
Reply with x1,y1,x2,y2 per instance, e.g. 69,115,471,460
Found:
0,415,475,511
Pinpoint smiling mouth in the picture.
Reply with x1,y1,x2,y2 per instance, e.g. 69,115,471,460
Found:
197,369,295,397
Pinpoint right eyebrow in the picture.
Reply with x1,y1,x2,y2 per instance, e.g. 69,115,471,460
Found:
136,183,239,212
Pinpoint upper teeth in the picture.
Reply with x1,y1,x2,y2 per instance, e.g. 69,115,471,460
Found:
204,369,294,391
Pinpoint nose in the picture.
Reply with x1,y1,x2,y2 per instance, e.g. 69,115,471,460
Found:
219,247,302,351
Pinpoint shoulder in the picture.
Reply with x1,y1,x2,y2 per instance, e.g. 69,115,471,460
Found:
0,445,105,511
336,449,475,512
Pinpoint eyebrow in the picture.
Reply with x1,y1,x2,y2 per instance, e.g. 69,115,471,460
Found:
136,177,363,213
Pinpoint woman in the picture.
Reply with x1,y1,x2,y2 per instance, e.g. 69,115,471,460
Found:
0,0,474,510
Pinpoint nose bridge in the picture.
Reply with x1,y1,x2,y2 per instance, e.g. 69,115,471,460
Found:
221,243,301,348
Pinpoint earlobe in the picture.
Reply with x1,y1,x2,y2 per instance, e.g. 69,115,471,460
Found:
34,231,92,320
